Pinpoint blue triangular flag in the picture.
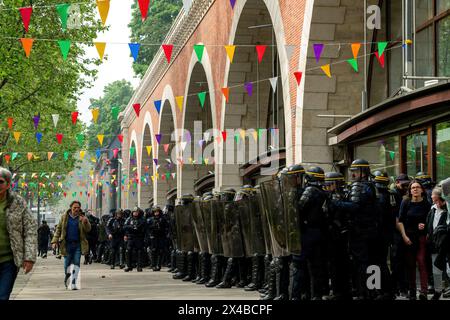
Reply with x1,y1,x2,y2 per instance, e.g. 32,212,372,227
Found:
36,132,43,144
129,43,140,62
154,100,162,114
96,149,101,160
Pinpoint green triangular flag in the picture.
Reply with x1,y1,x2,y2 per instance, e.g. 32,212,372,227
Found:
58,40,71,60
56,4,70,32
111,106,120,120
130,147,136,157
194,44,205,62
12,152,18,161
389,151,395,161
438,155,445,166
165,172,170,180
347,58,358,72
258,128,265,138
40,172,46,177
76,133,84,146
235,133,240,143
64,152,69,161
378,41,388,56
198,92,206,108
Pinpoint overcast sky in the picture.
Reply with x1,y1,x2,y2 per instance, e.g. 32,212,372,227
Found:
78,0,139,125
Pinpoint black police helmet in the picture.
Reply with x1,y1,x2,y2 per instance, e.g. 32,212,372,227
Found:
373,170,390,185
305,166,325,183
324,172,345,185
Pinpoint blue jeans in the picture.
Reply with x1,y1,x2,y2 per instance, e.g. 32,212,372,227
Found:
0,260,18,300
64,242,81,274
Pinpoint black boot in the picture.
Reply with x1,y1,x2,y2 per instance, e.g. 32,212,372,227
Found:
260,260,276,300
237,258,249,288
173,251,187,279
274,257,289,300
192,252,201,283
183,251,195,281
119,245,126,269
216,257,234,289
151,249,157,271
197,253,211,284
245,254,263,291
206,254,221,287
155,249,162,271
124,249,133,272
168,249,177,272
137,250,143,272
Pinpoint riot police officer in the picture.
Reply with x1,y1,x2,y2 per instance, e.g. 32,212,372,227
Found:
147,206,169,271
106,210,126,269
96,213,110,263
297,166,329,300
124,207,146,272
85,212,99,264
333,159,380,300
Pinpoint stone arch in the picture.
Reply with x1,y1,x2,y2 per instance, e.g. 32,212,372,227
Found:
126,130,140,209
139,111,155,208
155,85,178,205
219,0,290,189
179,49,216,197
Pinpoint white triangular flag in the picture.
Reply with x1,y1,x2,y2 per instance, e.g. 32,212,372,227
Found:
269,77,278,92
181,141,187,151
52,114,59,128
204,132,210,141
118,159,123,165
182,0,192,12
285,45,296,61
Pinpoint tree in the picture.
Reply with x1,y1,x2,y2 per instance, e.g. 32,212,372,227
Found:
86,80,134,152
128,0,182,77
0,0,104,202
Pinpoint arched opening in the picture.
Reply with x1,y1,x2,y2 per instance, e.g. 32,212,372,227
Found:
140,123,154,209
128,140,139,208
221,0,286,189
181,62,215,196
156,100,176,205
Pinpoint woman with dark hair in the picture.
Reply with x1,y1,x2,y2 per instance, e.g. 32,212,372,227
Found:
397,180,431,300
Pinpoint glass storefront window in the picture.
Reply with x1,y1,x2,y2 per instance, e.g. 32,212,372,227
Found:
438,0,450,13
416,0,434,26
406,130,429,177
354,136,400,178
436,121,450,182
415,26,434,87
438,16,450,76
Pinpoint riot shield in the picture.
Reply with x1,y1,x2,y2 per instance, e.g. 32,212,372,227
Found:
192,198,209,253
248,195,266,255
200,199,212,253
174,205,183,250
280,174,302,255
255,187,272,255
260,178,289,257
176,203,195,252
222,200,245,258
210,199,224,255
169,208,177,249
236,198,252,256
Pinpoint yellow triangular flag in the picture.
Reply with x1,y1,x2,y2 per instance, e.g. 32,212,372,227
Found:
204,158,209,165
47,152,54,161
176,96,184,112
80,151,86,160
146,145,152,156
151,175,155,182
91,157,97,163
27,153,33,161
240,129,246,139
321,64,331,78
224,45,236,63
94,42,106,60
13,132,21,143
97,134,104,146
96,0,110,26
252,131,258,141
92,109,100,123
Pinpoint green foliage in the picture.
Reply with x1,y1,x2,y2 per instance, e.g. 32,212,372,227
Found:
86,80,134,151
128,0,182,77
0,0,105,202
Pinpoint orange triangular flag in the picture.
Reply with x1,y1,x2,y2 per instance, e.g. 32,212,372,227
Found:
224,45,236,63
47,152,54,161
94,42,106,60
13,132,21,143
321,64,331,78
20,38,34,57
96,0,110,26
351,43,361,59
92,108,100,123
27,153,33,161
222,88,229,103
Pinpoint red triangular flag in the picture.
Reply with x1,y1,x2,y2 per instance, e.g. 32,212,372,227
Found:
56,133,63,144
113,148,119,158
256,45,267,63
7,117,13,130
138,0,150,21
222,131,227,142
71,112,78,125
19,7,33,32
117,134,123,143
133,104,141,117
375,52,385,68
294,71,303,86
163,144,170,154
162,44,173,64
222,88,229,103
4,154,11,164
